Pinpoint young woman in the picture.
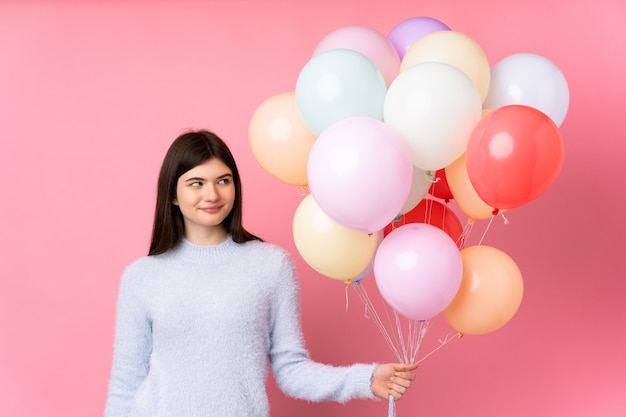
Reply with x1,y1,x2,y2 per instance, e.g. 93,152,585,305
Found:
105,129,417,417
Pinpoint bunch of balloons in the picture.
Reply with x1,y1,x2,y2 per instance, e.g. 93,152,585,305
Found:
249,16,569,336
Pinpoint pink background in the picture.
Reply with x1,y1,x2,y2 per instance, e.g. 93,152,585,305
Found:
1,1,625,416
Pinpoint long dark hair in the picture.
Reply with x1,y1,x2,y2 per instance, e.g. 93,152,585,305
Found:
148,129,262,255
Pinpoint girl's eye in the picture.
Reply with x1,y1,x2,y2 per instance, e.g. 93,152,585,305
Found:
218,178,231,185
191,181,203,187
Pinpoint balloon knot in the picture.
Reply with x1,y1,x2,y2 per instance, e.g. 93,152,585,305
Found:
394,215,402,222
468,218,475,225
458,332,464,339
344,279,352,285
492,208,499,215
297,185,309,196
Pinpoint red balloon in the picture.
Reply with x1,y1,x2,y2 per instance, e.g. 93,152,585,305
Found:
428,168,454,201
466,105,564,210
384,198,464,247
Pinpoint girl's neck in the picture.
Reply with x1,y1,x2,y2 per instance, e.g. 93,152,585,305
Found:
184,226,228,246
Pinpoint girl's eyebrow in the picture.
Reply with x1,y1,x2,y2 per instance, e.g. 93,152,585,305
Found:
184,176,205,183
184,173,232,183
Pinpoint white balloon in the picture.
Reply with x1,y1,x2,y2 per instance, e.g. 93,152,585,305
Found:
483,53,570,127
384,62,482,171
399,166,435,215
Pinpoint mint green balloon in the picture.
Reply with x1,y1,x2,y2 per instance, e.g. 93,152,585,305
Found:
295,49,387,136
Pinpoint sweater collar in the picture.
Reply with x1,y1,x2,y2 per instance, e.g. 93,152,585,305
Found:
170,235,240,262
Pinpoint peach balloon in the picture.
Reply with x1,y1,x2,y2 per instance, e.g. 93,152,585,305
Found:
445,153,496,220
443,245,524,335
400,30,491,102
292,194,379,281
248,92,316,186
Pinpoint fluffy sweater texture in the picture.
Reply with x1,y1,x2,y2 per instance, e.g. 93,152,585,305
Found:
105,237,377,417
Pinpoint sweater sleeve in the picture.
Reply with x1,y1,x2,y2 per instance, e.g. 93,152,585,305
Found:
104,266,153,417
268,253,378,403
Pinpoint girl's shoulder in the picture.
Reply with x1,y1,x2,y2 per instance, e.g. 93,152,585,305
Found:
242,239,292,261
121,253,171,279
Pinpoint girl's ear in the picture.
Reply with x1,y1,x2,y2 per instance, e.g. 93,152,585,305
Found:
172,198,179,206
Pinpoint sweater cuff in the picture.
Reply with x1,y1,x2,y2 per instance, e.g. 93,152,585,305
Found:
351,363,379,400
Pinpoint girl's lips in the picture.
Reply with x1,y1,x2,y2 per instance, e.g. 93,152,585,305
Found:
201,206,221,213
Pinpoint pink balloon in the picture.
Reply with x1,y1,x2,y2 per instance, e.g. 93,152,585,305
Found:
307,117,413,234
313,25,400,87
374,223,463,320
388,16,450,59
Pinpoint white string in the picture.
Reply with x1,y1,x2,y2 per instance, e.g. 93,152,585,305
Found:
393,310,408,363
428,174,440,184
388,395,396,417
416,333,459,364
352,283,454,365
352,283,403,361
380,290,408,362
410,320,431,363
476,215,495,248
350,282,461,417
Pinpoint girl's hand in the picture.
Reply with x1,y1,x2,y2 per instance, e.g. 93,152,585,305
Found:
371,363,418,401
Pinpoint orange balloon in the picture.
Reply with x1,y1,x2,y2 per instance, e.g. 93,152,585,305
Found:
445,153,496,220
249,92,316,186
443,245,523,335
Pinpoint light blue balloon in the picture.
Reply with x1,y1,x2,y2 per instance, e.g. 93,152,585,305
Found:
295,49,387,136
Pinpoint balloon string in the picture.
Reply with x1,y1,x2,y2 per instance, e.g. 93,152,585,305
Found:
476,215,495,248
345,283,350,312
393,310,409,363
351,281,459,412
416,332,459,364
458,216,474,249
353,283,442,364
354,284,403,361
388,395,396,417
352,284,403,361
459,216,496,275
423,198,432,224
409,319,431,363
380,289,410,362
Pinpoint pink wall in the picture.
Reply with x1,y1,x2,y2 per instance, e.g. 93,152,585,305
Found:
1,1,624,416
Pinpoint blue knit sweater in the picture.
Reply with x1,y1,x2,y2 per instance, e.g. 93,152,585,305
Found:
105,237,377,417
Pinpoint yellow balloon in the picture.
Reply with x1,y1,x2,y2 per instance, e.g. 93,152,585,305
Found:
443,245,524,335
445,153,495,220
248,92,316,186
400,31,491,103
292,194,379,281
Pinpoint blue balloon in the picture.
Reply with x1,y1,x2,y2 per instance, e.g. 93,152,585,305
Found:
295,49,386,136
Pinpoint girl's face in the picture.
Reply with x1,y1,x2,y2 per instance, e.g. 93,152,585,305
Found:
173,158,235,244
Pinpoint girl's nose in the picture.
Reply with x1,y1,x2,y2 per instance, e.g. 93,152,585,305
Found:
201,185,219,201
